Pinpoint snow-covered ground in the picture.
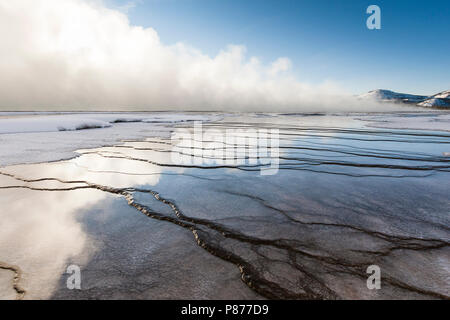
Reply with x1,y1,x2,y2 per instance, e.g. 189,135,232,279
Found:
0,117,112,134
0,113,217,134
362,113,450,132
2,112,450,167
0,113,221,166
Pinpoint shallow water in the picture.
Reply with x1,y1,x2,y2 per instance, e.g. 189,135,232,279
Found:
0,113,449,299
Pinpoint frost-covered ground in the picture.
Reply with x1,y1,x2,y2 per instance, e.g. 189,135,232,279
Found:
0,112,221,166
1,111,450,167
0,112,218,134
362,112,450,132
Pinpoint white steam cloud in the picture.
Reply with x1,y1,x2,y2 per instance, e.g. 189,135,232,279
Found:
0,0,398,112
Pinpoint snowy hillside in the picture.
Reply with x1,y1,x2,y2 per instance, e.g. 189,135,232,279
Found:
418,90,450,107
433,90,450,99
418,98,450,107
359,89,450,108
359,89,427,104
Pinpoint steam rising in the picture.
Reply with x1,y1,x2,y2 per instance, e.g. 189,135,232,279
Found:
0,0,398,112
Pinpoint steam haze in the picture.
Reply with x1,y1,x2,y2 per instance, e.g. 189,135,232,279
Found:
0,0,398,112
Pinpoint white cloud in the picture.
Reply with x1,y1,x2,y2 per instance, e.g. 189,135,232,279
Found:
268,57,292,76
0,0,397,111
115,0,142,13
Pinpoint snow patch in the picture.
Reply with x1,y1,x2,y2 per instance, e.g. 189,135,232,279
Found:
0,113,221,135
0,116,111,134
0,112,222,166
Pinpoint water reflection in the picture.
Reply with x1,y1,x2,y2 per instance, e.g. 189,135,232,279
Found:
0,187,102,299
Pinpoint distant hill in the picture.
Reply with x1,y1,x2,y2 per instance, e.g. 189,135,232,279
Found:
359,89,450,108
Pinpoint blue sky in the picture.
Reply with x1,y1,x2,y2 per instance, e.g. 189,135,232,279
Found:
108,0,449,95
